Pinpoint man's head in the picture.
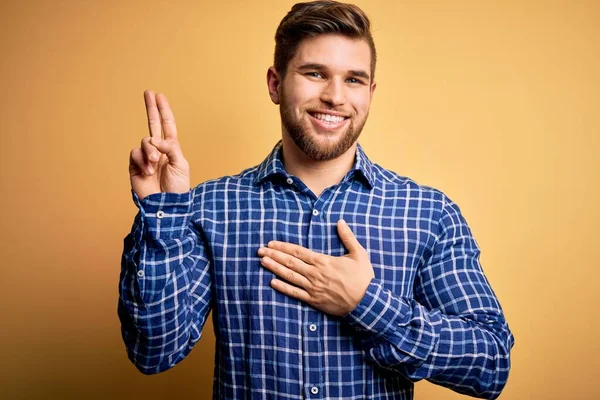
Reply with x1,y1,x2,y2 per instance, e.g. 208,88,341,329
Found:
274,1,376,82
267,1,377,162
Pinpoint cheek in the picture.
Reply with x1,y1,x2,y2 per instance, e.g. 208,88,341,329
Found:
350,92,371,115
284,79,321,106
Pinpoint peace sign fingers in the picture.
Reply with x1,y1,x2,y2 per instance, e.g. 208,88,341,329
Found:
144,90,179,140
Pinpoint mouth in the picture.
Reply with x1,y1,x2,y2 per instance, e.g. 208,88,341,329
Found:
307,111,350,132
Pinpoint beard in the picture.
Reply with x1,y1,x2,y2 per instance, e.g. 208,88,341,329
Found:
279,95,368,162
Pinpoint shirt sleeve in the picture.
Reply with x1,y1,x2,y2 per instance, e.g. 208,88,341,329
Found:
117,189,212,374
343,194,515,400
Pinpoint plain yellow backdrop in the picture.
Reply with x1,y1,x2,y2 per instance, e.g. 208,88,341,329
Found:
1,0,598,399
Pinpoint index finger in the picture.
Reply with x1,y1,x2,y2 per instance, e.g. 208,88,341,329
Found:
266,241,321,266
156,93,178,140
144,90,162,139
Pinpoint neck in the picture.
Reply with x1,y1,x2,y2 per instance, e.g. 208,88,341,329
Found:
281,134,357,198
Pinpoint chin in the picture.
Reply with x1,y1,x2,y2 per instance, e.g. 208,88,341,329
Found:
298,131,358,161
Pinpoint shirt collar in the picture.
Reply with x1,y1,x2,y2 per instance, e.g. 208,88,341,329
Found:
253,140,376,190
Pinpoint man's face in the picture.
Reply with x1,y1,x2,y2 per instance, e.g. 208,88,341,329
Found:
276,34,376,161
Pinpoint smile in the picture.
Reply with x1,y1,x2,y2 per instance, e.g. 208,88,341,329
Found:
308,112,349,131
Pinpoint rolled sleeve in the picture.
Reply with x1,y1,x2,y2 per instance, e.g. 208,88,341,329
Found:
133,190,195,242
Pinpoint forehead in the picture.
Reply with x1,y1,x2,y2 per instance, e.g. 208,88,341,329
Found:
290,34,371,72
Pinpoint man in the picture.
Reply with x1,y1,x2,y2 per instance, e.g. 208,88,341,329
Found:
119,1,514,399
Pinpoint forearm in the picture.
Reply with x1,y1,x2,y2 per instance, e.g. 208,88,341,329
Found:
118,246,211,374
345,279,513,399
118,190,212,374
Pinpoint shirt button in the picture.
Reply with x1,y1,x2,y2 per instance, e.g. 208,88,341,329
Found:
286,177,293,184
309,324,317,332
312,209,319,216
137,270,144,277
311,386,319,395
156,211,165,219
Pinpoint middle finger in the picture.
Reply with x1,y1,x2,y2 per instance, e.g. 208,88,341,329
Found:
260,257,312,290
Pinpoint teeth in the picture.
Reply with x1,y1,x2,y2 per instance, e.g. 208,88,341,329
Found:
314,113,345,123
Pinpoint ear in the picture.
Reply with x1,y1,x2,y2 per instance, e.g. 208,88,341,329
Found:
267,66,282,105
369,80,377,99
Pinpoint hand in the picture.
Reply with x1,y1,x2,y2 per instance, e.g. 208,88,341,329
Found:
257,219,375,316
129,90,190,200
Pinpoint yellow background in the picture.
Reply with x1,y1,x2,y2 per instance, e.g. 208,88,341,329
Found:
1,0,598,399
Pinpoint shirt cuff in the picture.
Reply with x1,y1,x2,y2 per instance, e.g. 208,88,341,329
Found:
344,279,410,337
132,189,195,241
343,279,436,362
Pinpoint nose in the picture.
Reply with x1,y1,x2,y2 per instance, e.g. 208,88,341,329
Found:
320,78,346,107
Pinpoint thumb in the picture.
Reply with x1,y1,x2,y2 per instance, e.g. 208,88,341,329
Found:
337,219,363,254
150,137,185,165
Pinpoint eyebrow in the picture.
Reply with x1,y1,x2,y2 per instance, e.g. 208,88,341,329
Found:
297,62,371,81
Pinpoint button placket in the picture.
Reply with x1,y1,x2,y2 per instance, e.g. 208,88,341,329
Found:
305,199,325,396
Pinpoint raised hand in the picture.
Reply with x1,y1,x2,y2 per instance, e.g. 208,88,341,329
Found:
257,219,375,316
129,90,190,200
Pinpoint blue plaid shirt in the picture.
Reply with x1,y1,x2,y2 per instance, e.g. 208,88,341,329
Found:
119,141,514,399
